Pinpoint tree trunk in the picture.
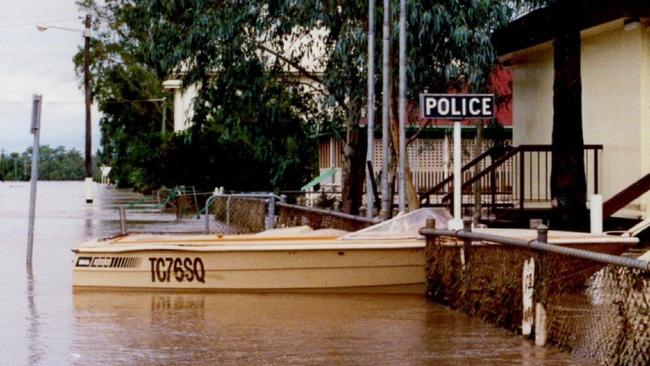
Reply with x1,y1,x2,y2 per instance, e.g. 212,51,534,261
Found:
389,74,420,212
341,108,368,215
551,1,587,231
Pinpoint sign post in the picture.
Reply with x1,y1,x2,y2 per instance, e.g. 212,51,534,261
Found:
419,94,495,229
27,94,42,266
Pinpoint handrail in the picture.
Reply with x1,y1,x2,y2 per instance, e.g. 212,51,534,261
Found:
439,144,604,205
440,146,521,204
419,146,500,202
603,172,650,219
419,224,649,272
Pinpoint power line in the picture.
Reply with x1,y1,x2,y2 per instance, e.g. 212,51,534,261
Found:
0,99,165,104
0,17,79,30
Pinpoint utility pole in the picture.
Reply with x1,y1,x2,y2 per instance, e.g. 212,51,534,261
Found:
366,0,376,219
84,14,93,204
398,0,407,213
380,0,391,219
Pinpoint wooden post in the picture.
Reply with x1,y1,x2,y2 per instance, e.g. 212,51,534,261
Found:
522,257,535,336
119,206,127,235
535,302,548,346
461,218,472,268
425,219,436,246
534,225,548,346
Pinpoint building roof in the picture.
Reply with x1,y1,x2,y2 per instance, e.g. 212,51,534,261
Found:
494,0,650,57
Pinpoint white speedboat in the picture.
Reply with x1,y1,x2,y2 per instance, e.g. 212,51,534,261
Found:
72,208,452,294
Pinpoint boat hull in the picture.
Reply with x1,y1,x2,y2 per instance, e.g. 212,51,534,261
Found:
72,247,426,294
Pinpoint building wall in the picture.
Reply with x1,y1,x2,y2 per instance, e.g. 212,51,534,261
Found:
511,22,649,218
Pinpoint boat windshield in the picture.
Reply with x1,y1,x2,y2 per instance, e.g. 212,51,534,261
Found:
340,208,452,240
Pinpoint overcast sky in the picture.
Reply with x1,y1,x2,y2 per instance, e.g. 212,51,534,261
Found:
0,0,100,153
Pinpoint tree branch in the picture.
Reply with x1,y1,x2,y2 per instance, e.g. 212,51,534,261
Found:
257,44,323,85
407,120,432,146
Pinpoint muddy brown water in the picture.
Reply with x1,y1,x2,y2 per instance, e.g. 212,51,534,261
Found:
0,181,591,365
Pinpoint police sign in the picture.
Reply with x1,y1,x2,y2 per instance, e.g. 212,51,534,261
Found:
419,94,495,119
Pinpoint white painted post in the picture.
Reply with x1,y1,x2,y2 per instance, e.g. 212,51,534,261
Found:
26,94,42,266
100,165,112,185
443,133,449,179
162,79,184,132
522,257,535,336
535,302,547,346
449,121,463,229
590,194,603,234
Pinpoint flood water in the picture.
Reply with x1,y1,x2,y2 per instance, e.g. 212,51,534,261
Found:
0,181,591,365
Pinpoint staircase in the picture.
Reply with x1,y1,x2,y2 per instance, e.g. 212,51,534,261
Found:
420,144,603,226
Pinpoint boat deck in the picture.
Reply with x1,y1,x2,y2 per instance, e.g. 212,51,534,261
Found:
74,232,426,254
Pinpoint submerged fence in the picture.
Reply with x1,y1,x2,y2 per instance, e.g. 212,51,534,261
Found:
203,193,378,234
420,221,650,365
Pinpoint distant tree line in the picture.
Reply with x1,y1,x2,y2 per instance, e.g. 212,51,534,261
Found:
0,146,90,181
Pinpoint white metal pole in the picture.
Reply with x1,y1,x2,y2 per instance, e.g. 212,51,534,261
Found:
380,0,391,218
449,120,463,229
26,94,42,266
590,194,603,234
443,133,449,178
397,0,407,213
366,0,376,219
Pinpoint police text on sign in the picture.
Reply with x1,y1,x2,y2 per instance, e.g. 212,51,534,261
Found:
419,94,495,119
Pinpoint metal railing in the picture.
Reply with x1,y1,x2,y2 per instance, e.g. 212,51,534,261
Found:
419,219,648,272
421,144,603,219
420,219,650,364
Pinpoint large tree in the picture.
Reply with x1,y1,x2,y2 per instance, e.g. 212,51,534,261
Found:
78,0,547,214
77,0,317,192
550,0,587,230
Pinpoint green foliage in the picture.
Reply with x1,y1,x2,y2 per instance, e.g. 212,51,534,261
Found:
77,0,318,192
75,0,546,198
0,146,86,181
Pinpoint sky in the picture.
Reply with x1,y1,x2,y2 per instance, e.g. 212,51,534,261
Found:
0,0,100,154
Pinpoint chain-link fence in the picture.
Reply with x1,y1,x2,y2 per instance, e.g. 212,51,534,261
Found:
421,227,650,365
207,195,270,234
204,194,378,234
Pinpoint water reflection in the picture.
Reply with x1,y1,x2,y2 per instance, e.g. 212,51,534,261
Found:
26,266,43,366
0,182,591,365
69,292,587,365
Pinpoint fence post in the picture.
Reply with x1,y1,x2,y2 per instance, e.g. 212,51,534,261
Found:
425,219,436,247
519,150,525,211
534,224,548,346
226,196,232,232
119,206,127,235
266,195,276,230
461,218,472,268
522,257,535,336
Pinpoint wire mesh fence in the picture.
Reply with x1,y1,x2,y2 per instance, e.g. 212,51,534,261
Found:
424,234,650,365
205,195,378,234
275,203,378,232
207,196,270,234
